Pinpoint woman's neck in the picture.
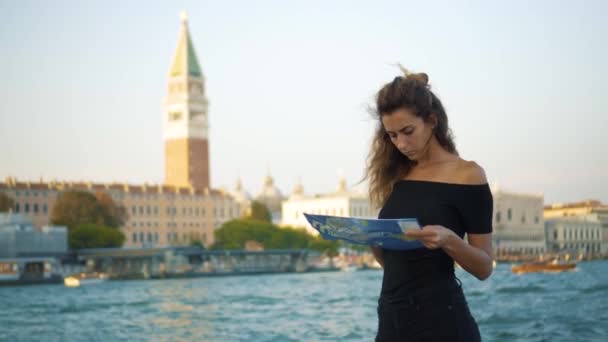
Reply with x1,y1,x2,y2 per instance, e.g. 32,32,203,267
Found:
414,140,457,168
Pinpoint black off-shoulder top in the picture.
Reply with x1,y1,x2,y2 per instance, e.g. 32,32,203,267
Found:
378,180,493,302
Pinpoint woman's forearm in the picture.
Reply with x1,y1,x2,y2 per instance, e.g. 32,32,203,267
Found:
370,246,384,268
443,234,493,280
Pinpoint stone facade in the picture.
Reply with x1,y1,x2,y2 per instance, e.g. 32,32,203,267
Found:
281,177,374,235
544,200,608,256
0,178,240,248
491,186,546,255
545,217,604,256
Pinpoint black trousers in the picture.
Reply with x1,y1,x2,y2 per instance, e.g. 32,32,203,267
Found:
376,279,481,342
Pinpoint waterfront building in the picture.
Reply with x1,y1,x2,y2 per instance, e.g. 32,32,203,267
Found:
491,185,546,256
1,178,240,248
281,176,373,235
544,200,608,255
545,217,603,256
0,213,67,258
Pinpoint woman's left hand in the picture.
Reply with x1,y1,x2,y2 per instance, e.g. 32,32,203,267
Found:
404,225,456,250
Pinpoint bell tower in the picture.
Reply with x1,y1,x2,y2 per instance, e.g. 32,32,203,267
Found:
163,11,210,191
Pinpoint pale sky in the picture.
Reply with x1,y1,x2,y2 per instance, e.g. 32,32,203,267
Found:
1,0,607,204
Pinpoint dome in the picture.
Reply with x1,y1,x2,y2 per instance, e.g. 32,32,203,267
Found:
255,171,284,213
289,178,305,199
256,173,284,199
230,178,252,204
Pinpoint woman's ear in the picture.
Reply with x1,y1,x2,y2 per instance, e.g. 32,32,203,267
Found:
429,113,438,129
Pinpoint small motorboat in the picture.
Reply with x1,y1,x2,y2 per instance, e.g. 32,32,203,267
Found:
340,264,359,272
511,259,576,274
64,272,108,287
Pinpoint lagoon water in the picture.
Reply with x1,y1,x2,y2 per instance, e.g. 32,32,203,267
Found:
1,261,606,341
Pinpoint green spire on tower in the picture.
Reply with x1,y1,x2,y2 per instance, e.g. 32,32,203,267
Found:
169,11,202,77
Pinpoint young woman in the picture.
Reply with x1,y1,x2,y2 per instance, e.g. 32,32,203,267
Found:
367,68,494,341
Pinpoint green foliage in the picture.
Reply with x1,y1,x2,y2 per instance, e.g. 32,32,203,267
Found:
51,190,127,230
344,243,368,252
309,237,339,257
69,223,125,250
190,240,205,249
212,219,273,250
93,190,127,228
248,201,272,222
0,191,15,212
212,219,338,256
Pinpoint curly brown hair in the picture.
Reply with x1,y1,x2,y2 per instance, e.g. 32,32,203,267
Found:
365,69,458,208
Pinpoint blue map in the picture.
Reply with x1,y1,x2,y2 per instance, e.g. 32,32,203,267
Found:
303,213,425,251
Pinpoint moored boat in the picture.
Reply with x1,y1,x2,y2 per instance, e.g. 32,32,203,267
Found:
511,259,576,274
64,272,109,287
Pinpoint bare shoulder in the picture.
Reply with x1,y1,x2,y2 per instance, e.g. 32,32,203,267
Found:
458,160,487,185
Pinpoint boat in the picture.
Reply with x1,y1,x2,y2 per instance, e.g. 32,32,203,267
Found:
64,272,109,287
333,257,361,272
511,259,576,274
307,257,340,273
361,259,383,270
340,264,359,272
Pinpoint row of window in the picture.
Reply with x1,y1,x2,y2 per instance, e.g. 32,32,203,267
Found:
495,209,540,224
131,231,208,244
351,207,370,217
10,190,233,204
295,208,344,219
553,229,601,241
132,206,160,216
558,243,602,253
123,193,228,201
12,202,233,222
130,221,209,229
11,191,50,197
131,206,237,218
499,247,545,254
295,207,370,219
13,203,47,214
132,232,159,243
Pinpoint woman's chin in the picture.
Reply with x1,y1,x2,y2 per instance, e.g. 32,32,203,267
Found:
403,152,417,160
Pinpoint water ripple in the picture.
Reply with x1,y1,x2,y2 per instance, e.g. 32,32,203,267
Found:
0,261,606,341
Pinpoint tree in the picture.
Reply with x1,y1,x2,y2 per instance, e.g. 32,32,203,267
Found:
309,237,339,257
69,223,125,250
190,240,205,249
248,201,272,222
212,219,275,250
51,190,127,230
94,190,127,228
51,190,128,249
51,191,103,229
212,219,339,256
0,191,15,212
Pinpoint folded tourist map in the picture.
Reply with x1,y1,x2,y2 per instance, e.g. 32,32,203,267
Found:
303,213,424,251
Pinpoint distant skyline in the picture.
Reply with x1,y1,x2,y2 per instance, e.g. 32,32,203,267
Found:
1,0,607,204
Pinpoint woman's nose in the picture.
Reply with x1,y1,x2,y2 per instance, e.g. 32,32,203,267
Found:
396,136,408,150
